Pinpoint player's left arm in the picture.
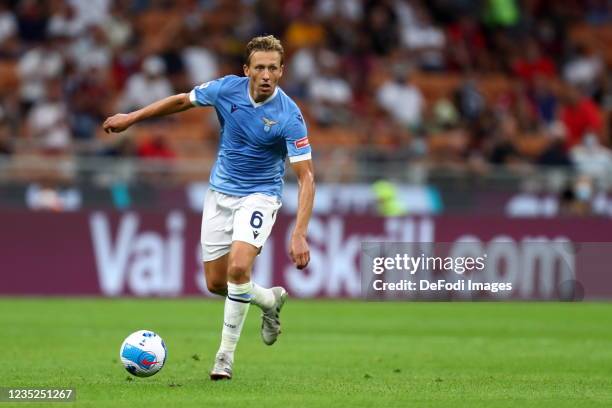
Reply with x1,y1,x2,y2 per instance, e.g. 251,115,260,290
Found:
289,159,315,270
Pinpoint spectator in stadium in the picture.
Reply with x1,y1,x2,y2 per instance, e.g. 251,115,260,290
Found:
181,37,219,87
68,24,112,73
569,133,612,185
363,0,399,56
100,2,132,51
400,5,446,71
25,80,71,153
446,14,488,72
454,77,485,123
307,48,353,126
17,37,64,113
119,55,174,112
562,43,604,97
68,64,111,140
530,75,558,125
376,64,424,130
47,1,83,39
287,42,320,97
536,121,571,167
137,133,175,161
560,85,603,149
284,6,326,51
487,115,525,167
511,39,556,84
559,175,595,216
15,0,49,44
0,1,18,58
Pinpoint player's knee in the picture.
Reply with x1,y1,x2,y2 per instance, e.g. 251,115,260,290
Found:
207,280,227,296
227,260,249,281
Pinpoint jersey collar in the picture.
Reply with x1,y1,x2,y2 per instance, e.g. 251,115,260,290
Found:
247,80,279,108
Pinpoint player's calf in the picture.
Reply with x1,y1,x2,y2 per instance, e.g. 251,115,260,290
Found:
206,281,227,296
203,255,230,296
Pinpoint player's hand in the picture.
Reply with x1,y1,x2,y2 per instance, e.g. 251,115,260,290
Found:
290,232,310,270
103,113,133,134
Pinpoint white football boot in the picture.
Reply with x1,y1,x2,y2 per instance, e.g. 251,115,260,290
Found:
261,287,288,345
210,352,233,380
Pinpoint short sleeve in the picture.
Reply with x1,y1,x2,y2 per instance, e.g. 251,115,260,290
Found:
284,109,311,163
189,77,225,107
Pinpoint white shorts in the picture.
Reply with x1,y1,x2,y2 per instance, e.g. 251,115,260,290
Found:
200,189,282,262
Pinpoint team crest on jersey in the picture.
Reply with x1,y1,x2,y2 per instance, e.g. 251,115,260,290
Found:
262,117,278,132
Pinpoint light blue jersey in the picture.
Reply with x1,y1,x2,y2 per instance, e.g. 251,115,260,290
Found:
189,75,311,198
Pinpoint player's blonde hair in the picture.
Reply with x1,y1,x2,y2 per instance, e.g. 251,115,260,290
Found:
245,35,284,66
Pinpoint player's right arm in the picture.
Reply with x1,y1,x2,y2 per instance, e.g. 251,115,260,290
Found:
103,93,193,133
103,77,227,133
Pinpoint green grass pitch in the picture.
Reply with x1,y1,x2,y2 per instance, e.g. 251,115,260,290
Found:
1,299,611,407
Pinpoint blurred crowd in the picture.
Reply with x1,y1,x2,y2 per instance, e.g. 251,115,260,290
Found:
0,0,611,189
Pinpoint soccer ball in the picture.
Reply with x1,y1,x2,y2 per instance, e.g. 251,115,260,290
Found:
119,330,167,377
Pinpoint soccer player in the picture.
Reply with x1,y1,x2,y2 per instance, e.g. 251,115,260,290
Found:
103,35,315,380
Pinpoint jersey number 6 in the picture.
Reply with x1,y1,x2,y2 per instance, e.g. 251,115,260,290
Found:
250,211,263,229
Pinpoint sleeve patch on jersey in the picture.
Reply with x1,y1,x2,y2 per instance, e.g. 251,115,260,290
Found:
294,136,310,149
